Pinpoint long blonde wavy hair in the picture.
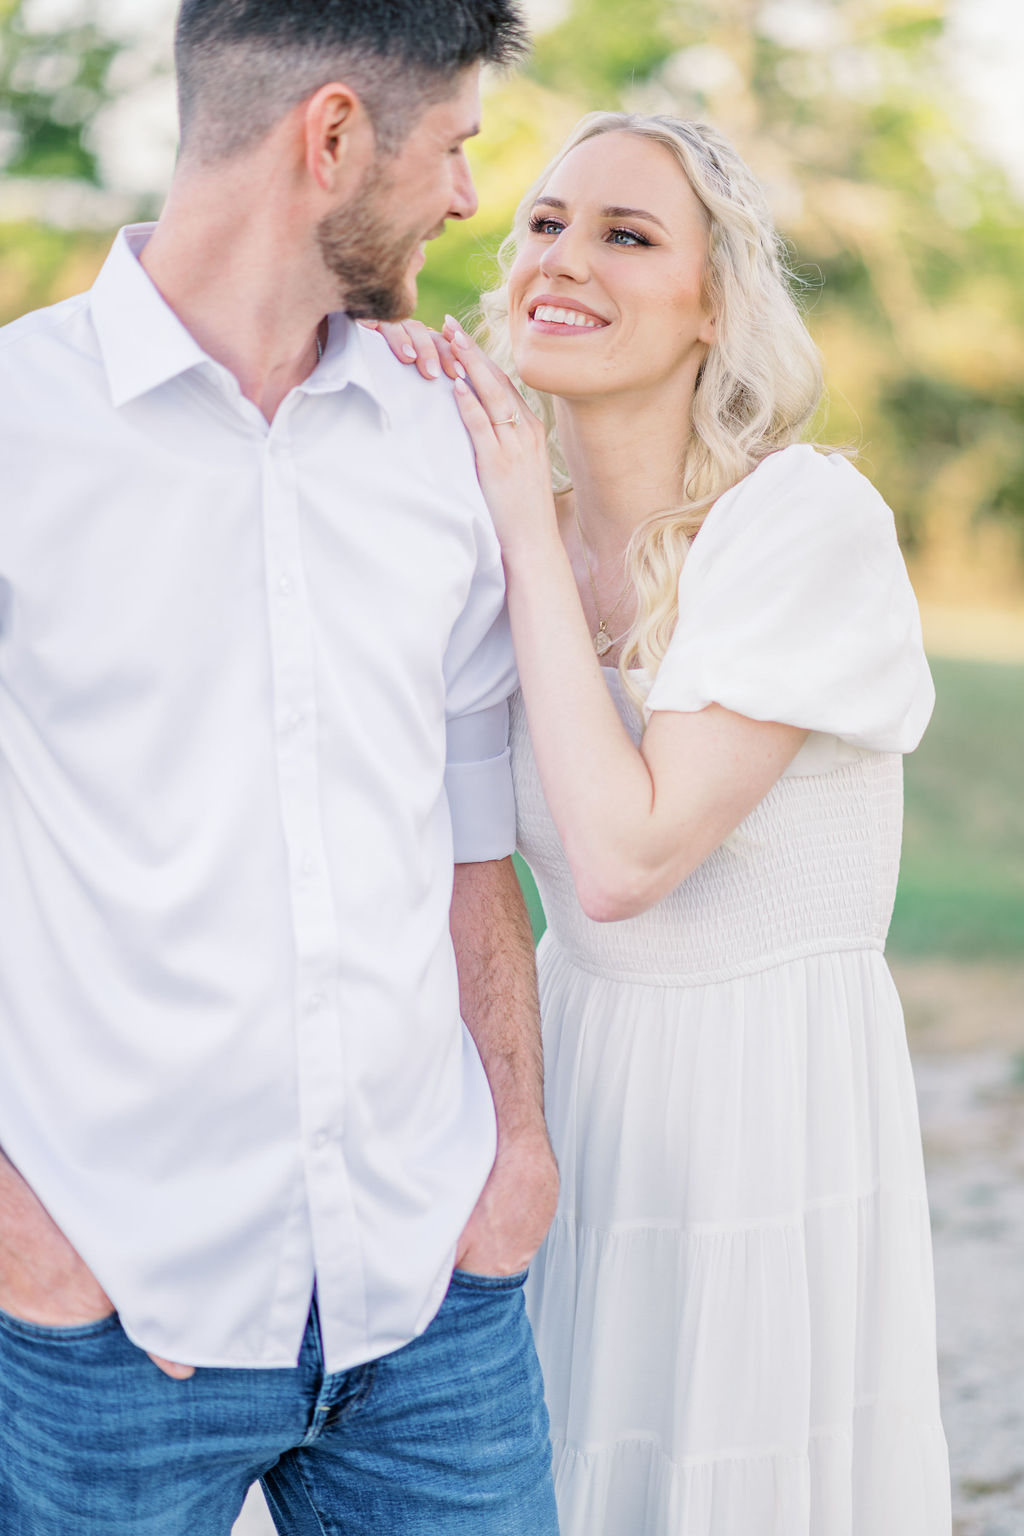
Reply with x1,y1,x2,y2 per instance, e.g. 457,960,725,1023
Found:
475,112,825,692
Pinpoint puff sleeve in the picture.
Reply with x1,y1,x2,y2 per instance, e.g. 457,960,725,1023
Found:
643,445,934,752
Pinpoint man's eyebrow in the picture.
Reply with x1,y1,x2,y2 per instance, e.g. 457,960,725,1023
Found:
532,195,668,232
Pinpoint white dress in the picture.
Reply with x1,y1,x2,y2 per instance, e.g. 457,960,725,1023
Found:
513,447,951,1536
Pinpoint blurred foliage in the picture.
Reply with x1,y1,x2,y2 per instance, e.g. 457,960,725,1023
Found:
0,0,123,182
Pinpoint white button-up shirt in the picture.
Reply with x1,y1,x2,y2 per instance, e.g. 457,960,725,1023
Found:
0,225,517,1371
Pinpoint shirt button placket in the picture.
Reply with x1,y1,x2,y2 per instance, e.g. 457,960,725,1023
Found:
260,418,368,1355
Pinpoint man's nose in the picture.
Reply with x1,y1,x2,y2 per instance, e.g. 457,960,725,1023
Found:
449,152,479,221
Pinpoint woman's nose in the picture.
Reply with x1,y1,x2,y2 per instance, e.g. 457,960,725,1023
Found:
538,228,589,283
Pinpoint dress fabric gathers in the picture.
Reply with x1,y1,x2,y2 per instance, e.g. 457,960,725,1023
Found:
513,447,951,1536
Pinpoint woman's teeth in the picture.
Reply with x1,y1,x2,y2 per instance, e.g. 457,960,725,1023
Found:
533,305,603,328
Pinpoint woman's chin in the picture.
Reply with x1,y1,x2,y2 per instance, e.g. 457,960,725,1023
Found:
515,354,600,401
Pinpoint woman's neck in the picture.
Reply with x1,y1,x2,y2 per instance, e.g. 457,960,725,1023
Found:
553,383,694,555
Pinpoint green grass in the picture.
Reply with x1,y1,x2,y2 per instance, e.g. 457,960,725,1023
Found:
516,656,1024,961
514,853,547,943
892,656,1024,958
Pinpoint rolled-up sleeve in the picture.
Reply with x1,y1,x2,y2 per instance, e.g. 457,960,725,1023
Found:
445,702,516,862
444,547,518,863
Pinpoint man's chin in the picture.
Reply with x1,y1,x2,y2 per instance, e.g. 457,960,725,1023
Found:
344,276,419,324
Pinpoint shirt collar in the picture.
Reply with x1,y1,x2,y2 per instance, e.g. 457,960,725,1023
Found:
90,224,211,408
92,223,392,423
303,313,393,427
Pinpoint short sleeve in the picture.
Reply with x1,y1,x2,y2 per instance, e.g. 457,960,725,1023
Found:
644,445,935,752
443,544,518,863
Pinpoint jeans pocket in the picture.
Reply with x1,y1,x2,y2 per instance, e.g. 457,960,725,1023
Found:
449,1267,529,1292
0,1305,120,1343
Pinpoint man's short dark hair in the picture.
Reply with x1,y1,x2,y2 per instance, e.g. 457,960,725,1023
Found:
175,0,530,162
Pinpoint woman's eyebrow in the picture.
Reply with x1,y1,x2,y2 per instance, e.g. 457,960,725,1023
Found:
603,204,669,231
531,195,668,232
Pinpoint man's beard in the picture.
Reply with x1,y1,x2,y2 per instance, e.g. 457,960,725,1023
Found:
317,161,425,322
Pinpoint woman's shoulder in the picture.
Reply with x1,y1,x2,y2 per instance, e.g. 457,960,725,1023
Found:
652,444,933,752
691,444,897,577
723,443,887,519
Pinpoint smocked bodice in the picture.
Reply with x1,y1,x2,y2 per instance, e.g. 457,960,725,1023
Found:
510,679,904,987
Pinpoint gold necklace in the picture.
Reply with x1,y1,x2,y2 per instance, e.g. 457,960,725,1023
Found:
573,504,631,657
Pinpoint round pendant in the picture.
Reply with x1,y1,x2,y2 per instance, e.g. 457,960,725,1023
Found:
594,628,612,657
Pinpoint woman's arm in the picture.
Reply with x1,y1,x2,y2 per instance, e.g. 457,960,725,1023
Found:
503,527,805,920
449,326,807,922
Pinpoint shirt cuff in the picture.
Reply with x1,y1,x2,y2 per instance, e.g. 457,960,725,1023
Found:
445,702,516,863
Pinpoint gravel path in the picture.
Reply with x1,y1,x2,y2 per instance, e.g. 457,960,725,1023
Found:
233,961,1024,1536
900,961,1024,1536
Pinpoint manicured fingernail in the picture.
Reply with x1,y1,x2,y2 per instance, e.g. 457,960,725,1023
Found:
445,315,470,347
453,361,467,379
454,377,469,393
426,359,441,378
402,345,417,359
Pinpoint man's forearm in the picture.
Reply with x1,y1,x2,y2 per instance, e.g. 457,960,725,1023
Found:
450,856,545,1144
449,856,558,1273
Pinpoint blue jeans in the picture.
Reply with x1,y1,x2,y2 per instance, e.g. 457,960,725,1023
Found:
0,1270,558,1535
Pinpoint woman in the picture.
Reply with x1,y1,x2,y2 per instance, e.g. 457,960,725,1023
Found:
379,112,950,1535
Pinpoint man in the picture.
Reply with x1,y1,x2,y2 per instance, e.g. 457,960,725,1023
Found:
0,2,560,1531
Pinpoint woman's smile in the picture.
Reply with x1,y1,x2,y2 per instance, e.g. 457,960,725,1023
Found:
527,295,610,334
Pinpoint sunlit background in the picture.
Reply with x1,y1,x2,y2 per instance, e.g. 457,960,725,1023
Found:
2,3,1022,1532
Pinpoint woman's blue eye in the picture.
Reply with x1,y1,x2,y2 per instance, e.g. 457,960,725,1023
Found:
529,215,565,236
608,227,651,247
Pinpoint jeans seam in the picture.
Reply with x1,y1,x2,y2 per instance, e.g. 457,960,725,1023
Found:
293,1457,336,1536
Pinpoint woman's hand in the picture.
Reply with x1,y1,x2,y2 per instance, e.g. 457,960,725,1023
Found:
359,318,464,382
446,320,559,555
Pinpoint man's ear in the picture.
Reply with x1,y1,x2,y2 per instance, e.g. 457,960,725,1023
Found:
303,82,375,195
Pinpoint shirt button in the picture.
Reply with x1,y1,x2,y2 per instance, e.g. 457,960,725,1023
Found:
313,1131,329,1152
306,993,325,1014
300,854,315,877
278,576,292,597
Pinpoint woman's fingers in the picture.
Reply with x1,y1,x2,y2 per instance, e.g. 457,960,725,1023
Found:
453,376,498,446
434,333,465,382
444,317,511,389
357,318,417,363
445,319,528,430
358,319,463,381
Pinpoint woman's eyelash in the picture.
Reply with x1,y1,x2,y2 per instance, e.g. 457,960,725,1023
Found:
526,214,653,248
609,226,652,247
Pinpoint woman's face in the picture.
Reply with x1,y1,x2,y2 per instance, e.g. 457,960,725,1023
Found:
507,130,716,403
